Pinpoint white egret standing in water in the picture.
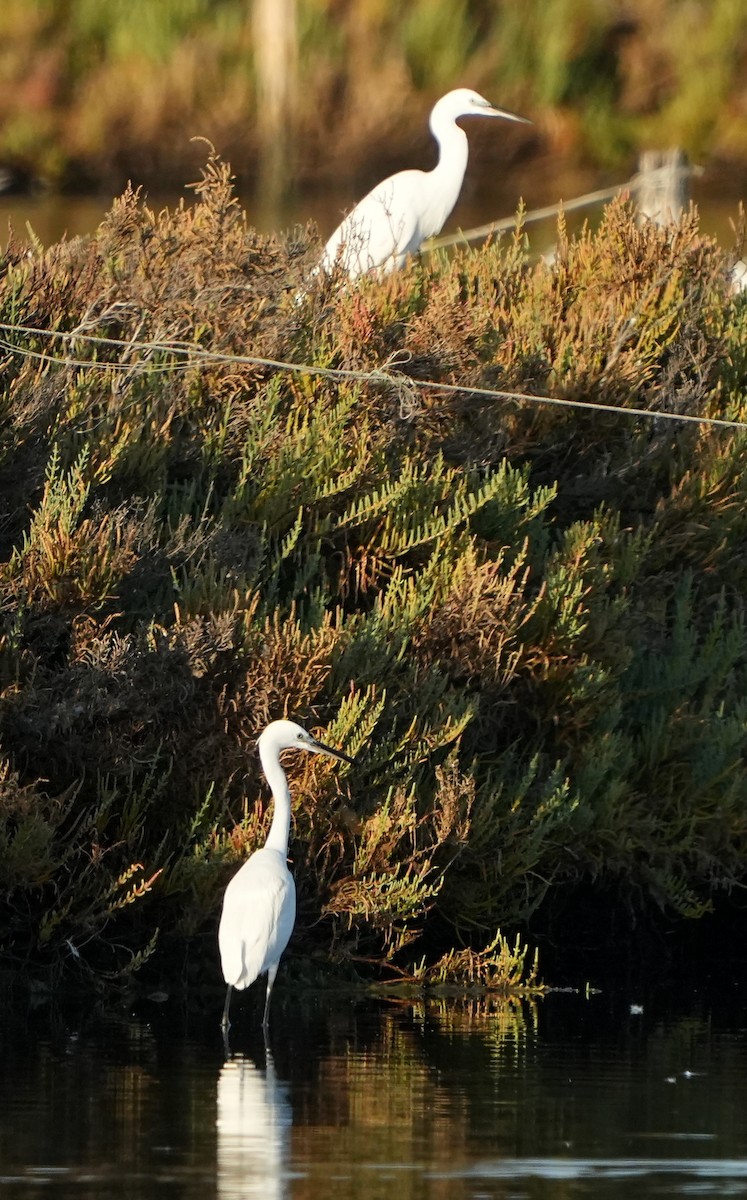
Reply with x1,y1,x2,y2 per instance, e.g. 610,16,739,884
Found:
320,87,531,279
219,719,353,1031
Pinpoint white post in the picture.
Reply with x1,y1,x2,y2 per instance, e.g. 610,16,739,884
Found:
253,0,298,202
635,148,690,226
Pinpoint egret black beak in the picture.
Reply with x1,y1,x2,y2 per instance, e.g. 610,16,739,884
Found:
312,738,355,766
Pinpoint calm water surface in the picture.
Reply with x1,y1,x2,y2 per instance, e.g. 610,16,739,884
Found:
1,987,746,1199
0,158,744,252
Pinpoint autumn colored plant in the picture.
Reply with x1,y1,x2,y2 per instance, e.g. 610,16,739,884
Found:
1,152,746,996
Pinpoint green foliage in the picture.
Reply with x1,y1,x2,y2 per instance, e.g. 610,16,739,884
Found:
401,0,478,92
1,153,747,990
0,0,745,185
425,929,543,993
0,757,163,979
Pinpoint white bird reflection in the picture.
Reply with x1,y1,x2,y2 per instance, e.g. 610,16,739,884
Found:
217,1049,292,1200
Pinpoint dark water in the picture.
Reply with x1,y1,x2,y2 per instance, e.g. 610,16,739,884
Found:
1,986,746,1199
0,158,743,253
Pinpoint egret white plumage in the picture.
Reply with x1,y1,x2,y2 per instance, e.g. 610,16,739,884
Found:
320,87,530,279
219,719,353,1030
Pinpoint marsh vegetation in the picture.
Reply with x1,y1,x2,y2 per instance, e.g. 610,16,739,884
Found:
0,151,746,995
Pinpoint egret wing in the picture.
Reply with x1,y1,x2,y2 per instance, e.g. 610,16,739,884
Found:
323,170,425,276
218,850,296,990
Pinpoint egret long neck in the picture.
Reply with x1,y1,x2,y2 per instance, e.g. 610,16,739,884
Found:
259,745,292,855
428,116,469,231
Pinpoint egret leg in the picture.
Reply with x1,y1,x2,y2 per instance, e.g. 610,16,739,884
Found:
222,1021,232,1059
262,964,278,1030
221,984,233,1030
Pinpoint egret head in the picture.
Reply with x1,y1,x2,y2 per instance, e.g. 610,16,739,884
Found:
259,719,354,765
433,87,531,128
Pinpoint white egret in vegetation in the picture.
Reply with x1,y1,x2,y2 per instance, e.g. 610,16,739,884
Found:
321,87,530,279
219,719,353,1031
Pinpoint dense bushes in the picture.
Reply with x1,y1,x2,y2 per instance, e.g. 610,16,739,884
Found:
1,154,746,990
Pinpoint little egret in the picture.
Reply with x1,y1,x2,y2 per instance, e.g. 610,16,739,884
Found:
219,719,353,1031
320,87,530,279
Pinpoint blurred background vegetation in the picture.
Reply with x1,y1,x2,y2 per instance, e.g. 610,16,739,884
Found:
0,0,745,195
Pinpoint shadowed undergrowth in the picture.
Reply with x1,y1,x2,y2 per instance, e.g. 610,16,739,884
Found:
1,153,746,995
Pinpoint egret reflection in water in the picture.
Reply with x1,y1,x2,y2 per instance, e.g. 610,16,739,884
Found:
216,1048,292,1200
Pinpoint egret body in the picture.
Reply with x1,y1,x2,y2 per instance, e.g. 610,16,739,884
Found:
321,87,530,279
219,719,352,1030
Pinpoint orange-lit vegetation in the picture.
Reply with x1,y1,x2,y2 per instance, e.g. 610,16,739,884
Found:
1,152,746,993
